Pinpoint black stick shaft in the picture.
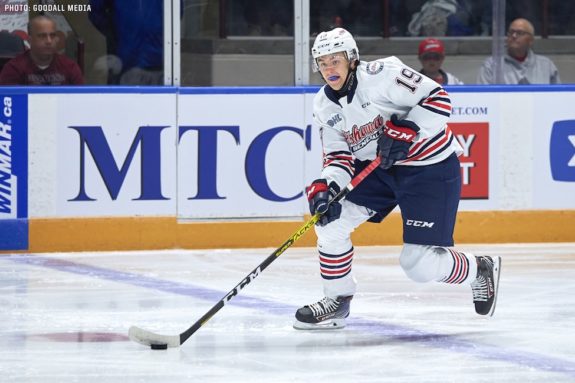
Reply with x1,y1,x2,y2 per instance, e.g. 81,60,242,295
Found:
178,156,382,345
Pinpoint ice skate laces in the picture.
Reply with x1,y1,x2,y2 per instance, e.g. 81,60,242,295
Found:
471,275,489,301
308,297,339,316
472,257,494,302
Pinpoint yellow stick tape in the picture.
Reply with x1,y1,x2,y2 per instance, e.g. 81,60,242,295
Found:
21,210,575,253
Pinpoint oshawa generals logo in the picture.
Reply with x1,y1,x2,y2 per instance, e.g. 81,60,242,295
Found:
343,114,385,151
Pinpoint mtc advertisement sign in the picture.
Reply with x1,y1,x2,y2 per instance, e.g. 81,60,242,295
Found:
0,94,28,250
24,87,575,223
29,90,315,220
176,92,314,219
28,92,178,218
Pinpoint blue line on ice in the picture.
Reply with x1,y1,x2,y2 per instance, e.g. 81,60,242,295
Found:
6,254,575,378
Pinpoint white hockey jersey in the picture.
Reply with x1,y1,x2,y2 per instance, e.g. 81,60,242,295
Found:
313,56,463,189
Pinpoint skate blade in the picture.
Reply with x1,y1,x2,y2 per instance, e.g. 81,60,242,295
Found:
488,256,502,317
293,318,346,330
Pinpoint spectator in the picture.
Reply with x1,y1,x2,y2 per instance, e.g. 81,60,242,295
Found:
407,0,457,36
477,18,561,85
418,38,463,85
0,30,26,72
0,15,84,85
89,0,163,85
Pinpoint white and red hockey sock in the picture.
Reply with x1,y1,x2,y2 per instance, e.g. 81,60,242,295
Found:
440,248,477,284
319,247,354,280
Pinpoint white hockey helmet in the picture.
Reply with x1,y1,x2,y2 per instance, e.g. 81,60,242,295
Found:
311,28,359,72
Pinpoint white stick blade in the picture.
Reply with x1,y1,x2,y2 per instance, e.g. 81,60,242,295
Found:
128,326,181,348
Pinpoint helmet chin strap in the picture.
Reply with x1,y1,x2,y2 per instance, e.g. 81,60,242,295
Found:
334,60,358,98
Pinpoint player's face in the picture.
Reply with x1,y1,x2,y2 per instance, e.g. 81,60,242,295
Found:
316,53,350,90
29,19,58,58
419,53,444,73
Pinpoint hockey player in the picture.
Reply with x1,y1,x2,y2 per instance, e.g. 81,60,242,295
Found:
294,28,501,330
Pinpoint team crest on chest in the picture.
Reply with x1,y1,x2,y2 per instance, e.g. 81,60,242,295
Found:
366,61,384,75
343,114,384,151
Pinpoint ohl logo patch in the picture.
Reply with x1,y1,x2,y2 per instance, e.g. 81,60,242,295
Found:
550,120,575,182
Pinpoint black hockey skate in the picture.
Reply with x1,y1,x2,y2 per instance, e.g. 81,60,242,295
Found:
471,256,501,316
293,296,353,330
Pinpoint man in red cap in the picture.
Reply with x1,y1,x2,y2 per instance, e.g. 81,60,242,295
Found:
418,38,463,85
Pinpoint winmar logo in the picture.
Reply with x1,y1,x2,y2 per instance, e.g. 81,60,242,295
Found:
0,96,13,216
343,114,384,151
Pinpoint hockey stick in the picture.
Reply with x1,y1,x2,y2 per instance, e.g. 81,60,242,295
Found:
129,156,382,349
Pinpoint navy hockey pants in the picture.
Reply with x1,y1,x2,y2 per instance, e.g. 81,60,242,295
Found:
345,153,462,247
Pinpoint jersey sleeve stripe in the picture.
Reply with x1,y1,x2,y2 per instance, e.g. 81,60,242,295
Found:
419,104,451,117
423,100,452,111
408,131,451,162
408,128,446,157
415,135,453,161
418,87,452,117
323,151,355,177
401,127,453,163
326,150,354,158
408,138,426,154
324,158,353,167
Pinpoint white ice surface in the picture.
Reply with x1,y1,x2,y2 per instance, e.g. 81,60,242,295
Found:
1,243,574,382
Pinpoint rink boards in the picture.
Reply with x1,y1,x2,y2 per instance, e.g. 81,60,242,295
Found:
1,85,574,251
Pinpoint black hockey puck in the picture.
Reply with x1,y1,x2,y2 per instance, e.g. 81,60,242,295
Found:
150,343,168,350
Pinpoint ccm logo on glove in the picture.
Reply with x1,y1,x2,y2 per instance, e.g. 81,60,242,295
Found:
383,118,418,142
377,115,421,170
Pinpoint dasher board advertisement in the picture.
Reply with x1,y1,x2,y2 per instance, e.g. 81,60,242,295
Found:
0,93,28,250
